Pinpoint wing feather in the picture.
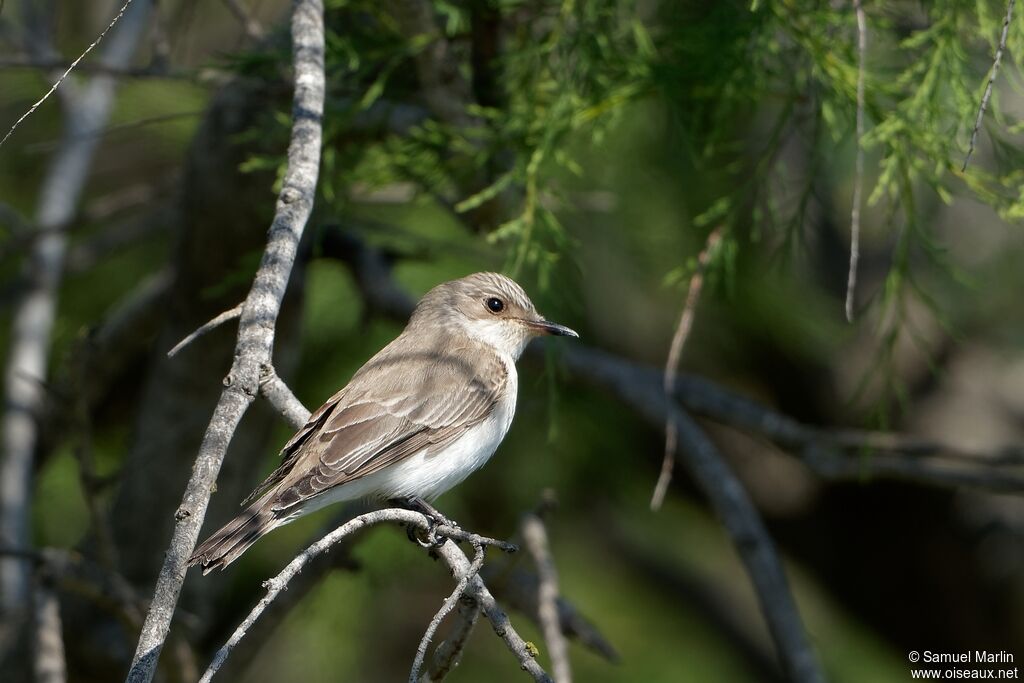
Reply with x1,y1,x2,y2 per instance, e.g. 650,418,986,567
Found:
258,337,507,513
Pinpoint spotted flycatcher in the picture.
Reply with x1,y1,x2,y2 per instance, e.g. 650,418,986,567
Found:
188,272,577,573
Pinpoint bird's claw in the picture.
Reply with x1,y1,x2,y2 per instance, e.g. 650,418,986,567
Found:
405,514,448,548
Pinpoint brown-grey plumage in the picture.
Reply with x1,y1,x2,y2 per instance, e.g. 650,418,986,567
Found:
188,272,577,573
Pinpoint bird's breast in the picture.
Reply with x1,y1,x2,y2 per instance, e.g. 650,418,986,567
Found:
374,357,518,501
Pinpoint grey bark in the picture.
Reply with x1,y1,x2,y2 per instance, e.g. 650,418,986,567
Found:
124,1,325,680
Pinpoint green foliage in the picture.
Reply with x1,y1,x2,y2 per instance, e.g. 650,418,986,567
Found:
229,0,1024,414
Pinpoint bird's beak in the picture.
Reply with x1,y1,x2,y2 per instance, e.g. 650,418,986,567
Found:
525,318,579,338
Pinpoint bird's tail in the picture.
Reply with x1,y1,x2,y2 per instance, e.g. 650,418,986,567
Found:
187,491,280,574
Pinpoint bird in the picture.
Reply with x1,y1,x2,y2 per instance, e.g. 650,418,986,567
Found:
188,272,578,573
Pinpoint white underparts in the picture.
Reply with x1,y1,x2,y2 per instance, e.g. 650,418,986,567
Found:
290,352,519,517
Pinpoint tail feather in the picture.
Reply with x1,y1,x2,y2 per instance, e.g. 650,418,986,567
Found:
188,492,280,574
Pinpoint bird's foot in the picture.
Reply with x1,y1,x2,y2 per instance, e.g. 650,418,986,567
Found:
391,496,457,548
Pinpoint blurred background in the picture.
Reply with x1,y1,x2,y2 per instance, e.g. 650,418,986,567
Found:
1,1,1023,681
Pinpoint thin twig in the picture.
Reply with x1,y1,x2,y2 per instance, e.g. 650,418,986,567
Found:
0,0,153,664
558,348,825,683
669,407,824,682
481,566,619,663
963,0,1016,171
166,303,243,358
198,510,548,683
410,541,485,683
801,444,1024,493
209,504,365,682
422,595,482,681
0,0,135,149
432,542,553,683
651,226,723,510
328,232,1024,485
845,0,867,322
198,509,426,683
125,2,324,681
258,364,315,430
521,514,571,683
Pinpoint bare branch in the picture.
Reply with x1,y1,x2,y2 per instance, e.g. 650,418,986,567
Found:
667,366,1024,477
606,527,785,682
198,509,422,682
0,0,136,149
668,407,824,682
558,348,825,683
209,505,365,681
845,0,866,322
652,225,723,510
125,2,325,680
411,541,485,683
166,303,243,358
801,444,1024,493
521,513,571,683
32,580,66,683
324,232,1019,682
482,567,619,663
198,509,549,683
432,541,553,683
0,0,153,664
324,216,1024,476
963,0,1016,171
258,364,310,430
422,595,481,682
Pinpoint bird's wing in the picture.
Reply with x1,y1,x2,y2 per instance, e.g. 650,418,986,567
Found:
250,339,508,512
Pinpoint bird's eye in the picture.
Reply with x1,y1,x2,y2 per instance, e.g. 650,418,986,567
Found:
485,297,505,313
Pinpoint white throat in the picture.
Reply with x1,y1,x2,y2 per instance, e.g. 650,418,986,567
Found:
462,319,530,360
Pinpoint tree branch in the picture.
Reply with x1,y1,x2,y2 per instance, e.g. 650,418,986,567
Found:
318,232,1021,682
421,594,481,681
0,0,154,672
0,0,138,148
32,578,67,683
197,509,549,683
480,566,619,664
410,541,485,683
667,408,824,682
963,0,1015,171
845,0,866,322
652,225,723,510
432,540,553,683
166,303,243,358
521,513,571,683
124,2,324,681
560,346,825,682
258,364,311,430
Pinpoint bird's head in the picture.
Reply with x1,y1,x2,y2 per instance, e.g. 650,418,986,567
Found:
411,272,578,359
